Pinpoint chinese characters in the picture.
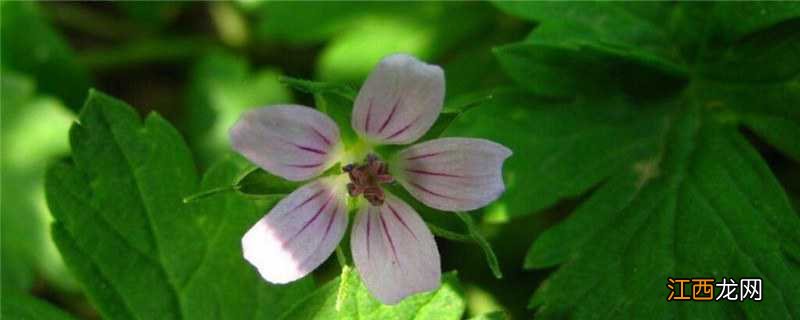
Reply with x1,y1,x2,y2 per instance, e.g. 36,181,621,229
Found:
667,277,762,302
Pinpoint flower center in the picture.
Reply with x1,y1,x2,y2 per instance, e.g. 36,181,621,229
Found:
343,154,394,206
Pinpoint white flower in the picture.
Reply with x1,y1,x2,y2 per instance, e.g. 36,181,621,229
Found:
231,54,511,304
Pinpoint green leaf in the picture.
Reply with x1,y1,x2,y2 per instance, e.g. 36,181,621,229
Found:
526,113,800,318
482,3,800,318
494,2,672,47
46,90,314,319
494,2,684,75
741,114,800,162
280,271,465,320
1,291,76,320
691,2,800,46
445,91,665,220
0,1,91,111
494,42,688,99
280,76,357,101
418,92,494,144
233,166,303,198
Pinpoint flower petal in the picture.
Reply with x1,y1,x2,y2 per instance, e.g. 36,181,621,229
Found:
394,138,512,212
352,54,445,145
242,176,348,284
350,193,441,304
230,105,342,181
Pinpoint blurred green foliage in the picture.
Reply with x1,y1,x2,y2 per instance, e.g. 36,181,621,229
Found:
183,51,292,166
1,2,91,110
2,291,77,320
1,1,84,302
1,70,77,293
1,1,798,320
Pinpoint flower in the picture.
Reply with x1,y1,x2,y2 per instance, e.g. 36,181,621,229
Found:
231,54,511,304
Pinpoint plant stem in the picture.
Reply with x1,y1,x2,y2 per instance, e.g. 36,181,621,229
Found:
457,212,503,279
427,223,473,242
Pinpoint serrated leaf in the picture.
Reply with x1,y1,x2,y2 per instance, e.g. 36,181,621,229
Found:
46,91,314,319
478,3,800,318
279,271,465,320
526,113,800,318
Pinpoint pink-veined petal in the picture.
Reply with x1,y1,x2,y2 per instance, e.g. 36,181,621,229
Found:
350,193,441,304
242,176,348,284
352,54,445,145
230,105,342,181
394,138,512,212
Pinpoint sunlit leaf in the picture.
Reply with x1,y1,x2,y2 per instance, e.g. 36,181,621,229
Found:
280,271,465,320
46,91,314,319
315,3,493,82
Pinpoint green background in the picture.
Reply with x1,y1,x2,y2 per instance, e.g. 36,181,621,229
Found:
2,2,798,319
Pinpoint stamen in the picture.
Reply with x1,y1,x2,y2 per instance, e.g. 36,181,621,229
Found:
343,153,394,206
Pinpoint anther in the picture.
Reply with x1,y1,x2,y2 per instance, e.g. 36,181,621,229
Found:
343,153,394,206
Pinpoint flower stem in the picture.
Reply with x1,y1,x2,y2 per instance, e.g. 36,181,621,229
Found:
427,223,473,242
457,212,503,279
